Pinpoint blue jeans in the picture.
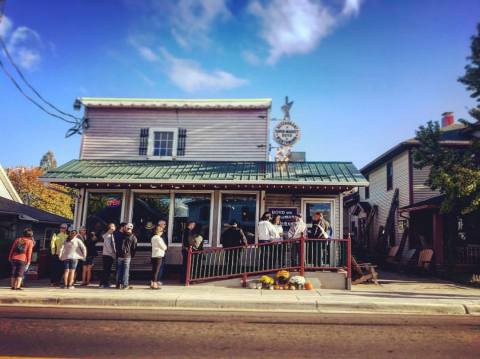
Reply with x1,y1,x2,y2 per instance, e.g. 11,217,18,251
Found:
116,257,131,287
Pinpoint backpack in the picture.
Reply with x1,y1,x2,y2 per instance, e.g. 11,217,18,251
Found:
14,239,26,254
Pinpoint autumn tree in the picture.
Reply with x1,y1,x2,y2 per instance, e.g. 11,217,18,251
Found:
413,24,480,214
7,167,74,219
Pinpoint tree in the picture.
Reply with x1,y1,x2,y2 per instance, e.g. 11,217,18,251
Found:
412,23,480,215
7,167,74,219
39,150,57,171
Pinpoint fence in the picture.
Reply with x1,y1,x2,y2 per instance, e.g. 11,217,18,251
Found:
186,237,351,286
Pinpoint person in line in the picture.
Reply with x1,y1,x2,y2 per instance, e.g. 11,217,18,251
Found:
271,214,285,267
181,221,197,284
81,230,98,286
8,228,34,290
287,214,308,267
75,226,87,284
310,212,331,266
115,223,137,289
59,227,87,289
258,212,277,270
50,223,68,287
221,220,248,275
100,223,116,288
156,219,168,284
21,233,36,288
150,224,168,289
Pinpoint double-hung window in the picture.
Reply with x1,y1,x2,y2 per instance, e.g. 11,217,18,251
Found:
147,128,178,159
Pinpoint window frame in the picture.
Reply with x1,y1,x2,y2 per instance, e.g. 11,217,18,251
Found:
301,197,336,238
386,161,393,191
81,189,127,228
147,127,179,160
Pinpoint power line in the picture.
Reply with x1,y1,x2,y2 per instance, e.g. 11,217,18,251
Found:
0,36,82,122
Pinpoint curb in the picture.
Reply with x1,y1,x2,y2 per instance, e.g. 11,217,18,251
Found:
0,295,473,316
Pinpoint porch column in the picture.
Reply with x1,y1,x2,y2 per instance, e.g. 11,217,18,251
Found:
432,212,444,267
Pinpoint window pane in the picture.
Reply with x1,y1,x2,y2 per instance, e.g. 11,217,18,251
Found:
132,193,170,243
86,193,123,236
220,194,257,244
153,131,174,157
305,202,333,237
173,193,211,244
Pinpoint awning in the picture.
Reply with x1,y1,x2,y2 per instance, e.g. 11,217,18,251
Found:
399,195,444,213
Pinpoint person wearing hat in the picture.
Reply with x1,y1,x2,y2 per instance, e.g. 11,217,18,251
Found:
50,223,69,286
115,223,137,289
59,227,87,289
220,220,248,275
287,214,308,267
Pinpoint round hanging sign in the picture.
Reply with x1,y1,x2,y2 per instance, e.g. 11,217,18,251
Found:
273,120,300,146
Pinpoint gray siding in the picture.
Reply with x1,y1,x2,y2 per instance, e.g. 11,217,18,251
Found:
412,165,440,203
360,150,410,244
80,108,269,161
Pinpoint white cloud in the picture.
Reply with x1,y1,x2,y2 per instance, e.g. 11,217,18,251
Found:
248,0,362,64
242,50,261,65
160,48,247,92
128,36,159,62
0,17,43,70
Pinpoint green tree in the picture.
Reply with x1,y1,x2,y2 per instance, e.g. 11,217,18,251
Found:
39,150,57,171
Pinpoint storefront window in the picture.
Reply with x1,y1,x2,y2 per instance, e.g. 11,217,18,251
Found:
132,193,170,243
172,193,211,245
85,192,123,236
304,201,334,237
220,194,257,243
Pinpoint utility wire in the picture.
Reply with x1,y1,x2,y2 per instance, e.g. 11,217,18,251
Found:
0,36,82,122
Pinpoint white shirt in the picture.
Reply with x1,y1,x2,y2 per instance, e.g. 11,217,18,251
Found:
151,234,168,258
59,237,87,261
258,220,277,242
273,224,283,240
288,220,307,240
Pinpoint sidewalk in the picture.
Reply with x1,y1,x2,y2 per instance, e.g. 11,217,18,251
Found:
1,272,479,316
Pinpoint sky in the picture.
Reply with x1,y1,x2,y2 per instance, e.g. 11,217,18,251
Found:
0,0,479,169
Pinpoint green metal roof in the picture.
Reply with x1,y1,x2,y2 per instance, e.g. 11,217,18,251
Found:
40,160,368,186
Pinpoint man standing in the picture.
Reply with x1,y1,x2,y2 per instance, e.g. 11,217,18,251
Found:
100,223,116,288
50,223,68,286
115,223,137,289
287,214,308,267
310,212,331,266
257,212,277,270
221,220,248,274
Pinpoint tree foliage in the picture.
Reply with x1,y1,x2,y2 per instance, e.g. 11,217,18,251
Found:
7,167,74,219
413,121,480,214
39,150,57,171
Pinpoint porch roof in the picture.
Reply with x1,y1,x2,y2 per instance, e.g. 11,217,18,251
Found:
400,195,444,213
40,160,368,189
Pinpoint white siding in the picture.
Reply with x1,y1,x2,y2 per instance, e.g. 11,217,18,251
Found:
80,108,269,161
360,151,410,245
412,165,440,203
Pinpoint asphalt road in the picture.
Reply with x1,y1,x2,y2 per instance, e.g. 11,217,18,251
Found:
0,307,479,358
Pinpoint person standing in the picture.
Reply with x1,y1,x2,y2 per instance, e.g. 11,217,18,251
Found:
59,227,87,289
100,223,116,288
8,228,34,290
150,224,168,289
257,212,277,270
81,231,98,286
181,221,196,284
115,223,137,289
221,220,248,274
310,212,331,266
287,214,308,267
272,214,285,267
75,226,87,284
156,219,168,284
50,223,68,287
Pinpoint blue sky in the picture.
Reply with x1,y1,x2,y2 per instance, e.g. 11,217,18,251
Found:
0,0,479,169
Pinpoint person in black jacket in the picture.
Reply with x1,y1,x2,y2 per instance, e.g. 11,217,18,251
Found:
221,220,248,275
81,231,98,286
181,221,196,284
115,223,137,289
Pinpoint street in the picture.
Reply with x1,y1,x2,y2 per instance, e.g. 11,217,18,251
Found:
0,307,479,358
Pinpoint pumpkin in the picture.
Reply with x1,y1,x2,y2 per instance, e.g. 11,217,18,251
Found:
304,282,313,290
274,285,280,290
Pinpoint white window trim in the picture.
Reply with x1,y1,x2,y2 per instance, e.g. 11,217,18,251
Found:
301,197,336,238
81,189,127,228
217,191,260,246
147,127,179,160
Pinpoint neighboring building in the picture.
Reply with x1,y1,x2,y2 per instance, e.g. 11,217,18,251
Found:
40,98,368,272
355,113,479,270
0,163,22,203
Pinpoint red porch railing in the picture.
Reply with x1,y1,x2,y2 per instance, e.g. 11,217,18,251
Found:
185,237,351,286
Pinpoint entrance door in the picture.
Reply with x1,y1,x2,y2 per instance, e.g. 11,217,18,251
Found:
301,199,335,238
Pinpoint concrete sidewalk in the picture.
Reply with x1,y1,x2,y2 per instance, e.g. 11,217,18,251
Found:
1,273,479,316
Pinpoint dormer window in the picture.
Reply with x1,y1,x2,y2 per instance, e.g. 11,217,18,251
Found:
147,128,178,159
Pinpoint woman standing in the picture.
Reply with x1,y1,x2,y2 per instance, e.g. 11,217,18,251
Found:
8,228,34,290
59,227,87,289
150,224,168,289
81,231,98,286
75,226,87,284
272,214,284,240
